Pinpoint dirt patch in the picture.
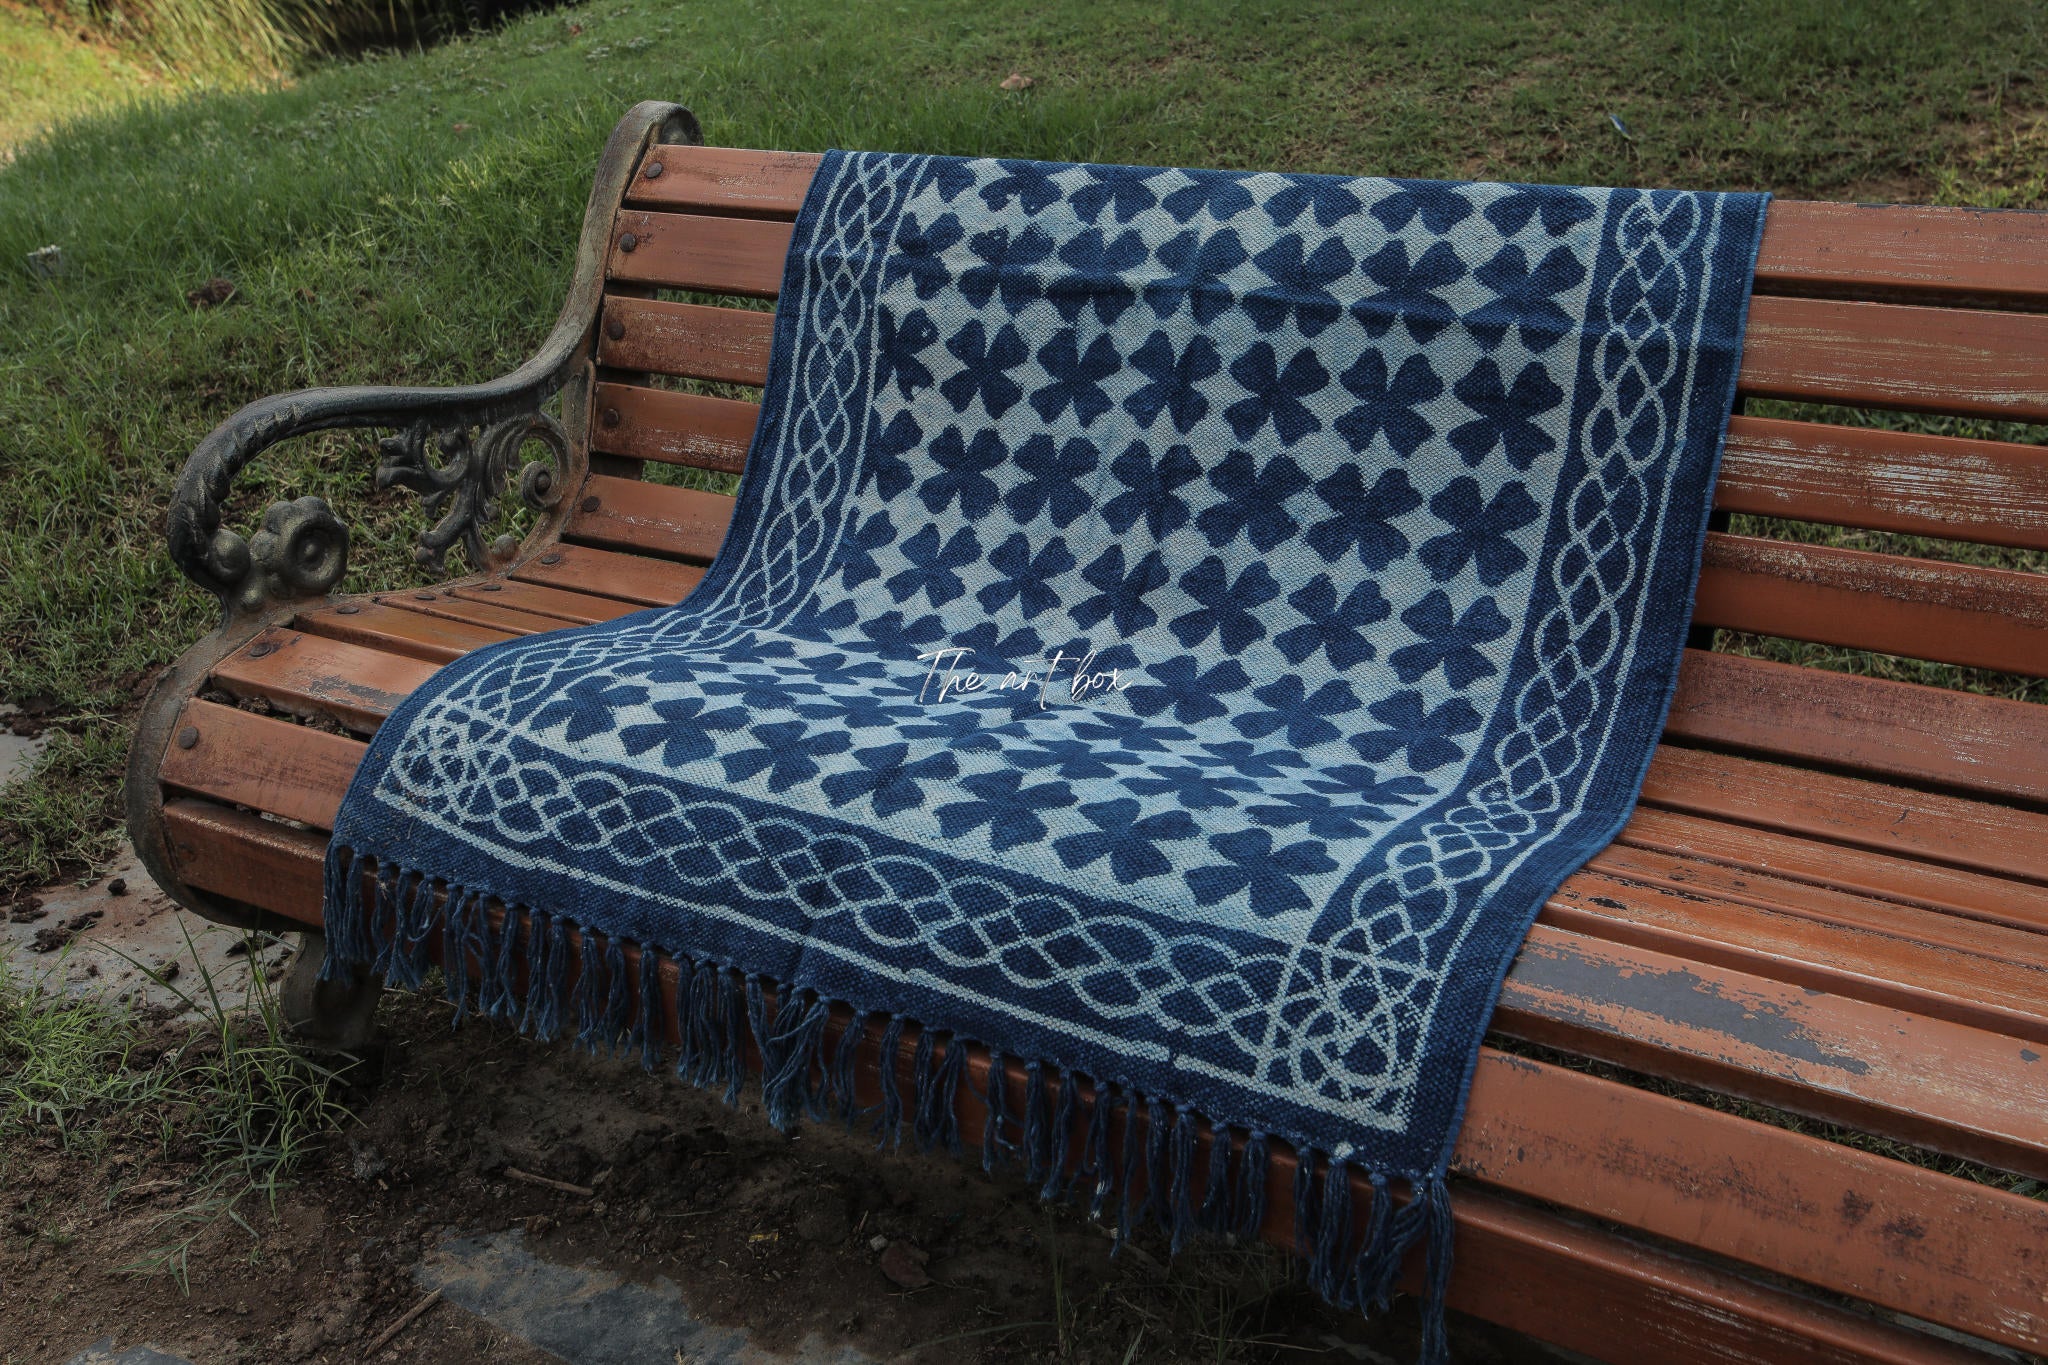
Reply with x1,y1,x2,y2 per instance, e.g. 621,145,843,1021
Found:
1,989,1564,1364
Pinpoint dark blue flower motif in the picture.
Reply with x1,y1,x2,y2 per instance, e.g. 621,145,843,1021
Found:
1352,240,1468,344
804,649,892,684
1185,829,1337,918
1244,234,1355,336
1068,712,1193,755
865,409,924,501
1147,227,1248,323
977,533,1076,619
1225,343,1330,446
886,523,982,607
918,158,977,202
1160,172,1255,223
1302,764,1432,810
1369,179,1475,234
1248,791,1387,841
799,691,919,731
617,695,750,767
722,719,854,792
786,596,860,639
715,635,800,667
698,672,825,713
1350,691,1482,772
821,742,959,818
951,620,1046,669
897,705,992,745
1030,328,1120,427
920,427,1007,518
1123,331,1221,435
1071,545,1169,637
1053,798,1199,885
1234,675,1361,749
1071,164,1160,224
1125,654,1253,724
860,610,947,659
940,321,1029,418
882,211,964,300
1102,441,1203,539
1467,244,1587,352
1418,477,1541,586
1335,351,1442,459
958,223,1057,312
1121,762,1258,810
1447,360,1566,469
1389,590,1512,689
979,160,1063,214
1263,178,1361,230
1303,466,1421,567
1010,737,1143,782
615,652,702,685
1194,448,1308,551
874,306,939,401
835,509,896,590
1170,557,1280,653
1273,577,1391,668
1191,741,1307,779
1484,187,1597,237
934,770,1072,850
532,676,647,743
1047,227,1148,324
1006,435,1099,528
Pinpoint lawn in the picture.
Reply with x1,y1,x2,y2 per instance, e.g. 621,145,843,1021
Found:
1,0,2045,897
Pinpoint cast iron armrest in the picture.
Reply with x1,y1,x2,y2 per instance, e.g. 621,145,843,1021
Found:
163,98,702,623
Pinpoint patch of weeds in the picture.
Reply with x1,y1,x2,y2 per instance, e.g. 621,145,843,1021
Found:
0,721,130,896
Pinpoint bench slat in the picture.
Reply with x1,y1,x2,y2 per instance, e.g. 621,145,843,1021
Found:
591,381,756,471
598,297,774,385
293,600,511,664
607,210,792,295
1667,649,2048,804
152,790,2048,1349
370,588,581,638
1694,533,2048,678
159,699,360,830
209,630,435,733
1719,415,2048,552
567,474,735,562
510,543,706,606
444,579,646,625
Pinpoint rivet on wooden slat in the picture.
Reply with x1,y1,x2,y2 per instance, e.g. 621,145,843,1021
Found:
642,161,664,179
479,583,503,592
618,232,638,253
416,591,436,601
540,553,562,565
602,408,622,428
176,726,199,750
581,495,601,513
248,641,277,658
336,604,360,615
605,317,626,340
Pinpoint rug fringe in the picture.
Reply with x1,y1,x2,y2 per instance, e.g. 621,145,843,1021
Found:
319,853,1456,1363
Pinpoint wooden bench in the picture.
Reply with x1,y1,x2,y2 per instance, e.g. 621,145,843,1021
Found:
125,101,2048,1363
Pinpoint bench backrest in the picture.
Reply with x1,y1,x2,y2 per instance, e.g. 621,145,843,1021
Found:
565,144,2048,809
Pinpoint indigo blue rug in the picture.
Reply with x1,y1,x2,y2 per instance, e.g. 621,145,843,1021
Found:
327,150,1765,1353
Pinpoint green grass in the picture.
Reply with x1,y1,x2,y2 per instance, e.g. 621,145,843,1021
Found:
0,0,2044,895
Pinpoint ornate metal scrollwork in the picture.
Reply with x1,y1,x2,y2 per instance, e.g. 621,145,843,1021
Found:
374,411,570,571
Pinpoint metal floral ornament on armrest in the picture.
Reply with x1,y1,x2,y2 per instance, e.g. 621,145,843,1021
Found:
374,411,570,570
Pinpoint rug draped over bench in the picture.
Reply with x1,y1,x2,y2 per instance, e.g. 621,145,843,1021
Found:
326,149,1765,1352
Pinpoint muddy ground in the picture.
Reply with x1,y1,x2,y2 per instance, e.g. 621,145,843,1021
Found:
1,926,1574,1365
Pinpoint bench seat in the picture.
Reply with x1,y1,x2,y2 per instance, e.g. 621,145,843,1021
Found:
128,105,2048,1364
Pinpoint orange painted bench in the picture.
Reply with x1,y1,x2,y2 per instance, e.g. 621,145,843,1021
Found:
126,102,2048,1363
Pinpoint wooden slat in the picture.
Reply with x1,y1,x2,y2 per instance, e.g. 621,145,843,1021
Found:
1757,200,2048,310
294,600,515,664
624,146,817,219
373,588,578,638
1615,805,2048,934
1741,295,2048,421
607,210,791,296
158,700,361,831
510,543,706,607
1546,869,2048,1045
1693,533,2048,678
162,798,326,926
598,297,774,384
590,380,757,471
135,803,2048,1352
1666,649,2048,805
444,578,646,626
1641,745,2048,888
1501,923,2048,1178
209,629,435,733
564,473,735,562
1716,415,2048,552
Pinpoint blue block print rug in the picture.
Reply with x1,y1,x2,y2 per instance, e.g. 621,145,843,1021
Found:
327,150,1766,1354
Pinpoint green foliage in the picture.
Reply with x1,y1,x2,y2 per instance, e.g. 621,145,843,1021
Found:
0,0,2043,894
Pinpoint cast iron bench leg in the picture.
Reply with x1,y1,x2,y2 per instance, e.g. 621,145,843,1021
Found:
280,930,382,1050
